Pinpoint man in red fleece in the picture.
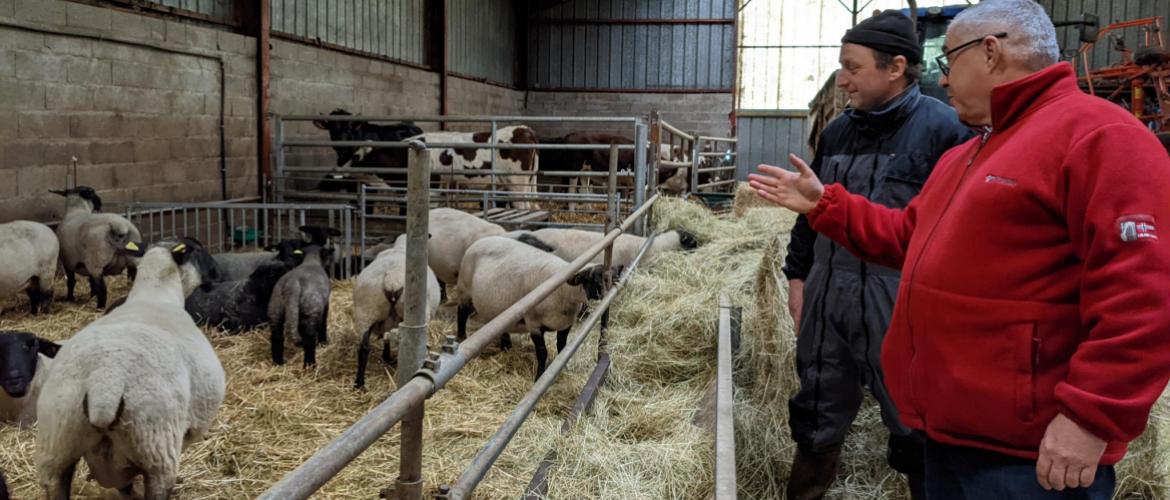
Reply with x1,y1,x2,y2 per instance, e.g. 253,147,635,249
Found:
749,0,1170,498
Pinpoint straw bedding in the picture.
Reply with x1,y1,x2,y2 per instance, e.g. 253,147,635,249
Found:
0,198,1166,499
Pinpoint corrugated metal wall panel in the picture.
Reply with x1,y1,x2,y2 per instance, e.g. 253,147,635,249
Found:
270,0,426,65
528,0,735,90
137,0,237,23
449,0,519,84
1038,0,1169,73
736,114,809,180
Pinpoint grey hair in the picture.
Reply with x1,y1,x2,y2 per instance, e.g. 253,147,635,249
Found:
949,0,1061,70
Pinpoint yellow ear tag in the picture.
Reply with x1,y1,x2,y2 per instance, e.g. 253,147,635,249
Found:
125,241,139,251
171,243,187,253
294,249,304,255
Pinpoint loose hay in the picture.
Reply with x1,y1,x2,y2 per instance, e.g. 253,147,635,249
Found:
733,182,772,218
1,200,1167,499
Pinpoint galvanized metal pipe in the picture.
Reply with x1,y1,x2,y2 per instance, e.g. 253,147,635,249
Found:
280,114,641,123
660,120,695,140
715,295,738,500
274,118,285,202
445,234,659,500
633,122,648,236
690,137,702,195
281,140,637,150
396,143,431,500
256,195,659,500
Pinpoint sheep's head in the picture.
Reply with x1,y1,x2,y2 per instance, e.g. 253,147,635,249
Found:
676,230,700,250
164,238,219,296
266,239,308,267
568,264,610,301
299,225,342,246
49,185,103,213
0,331,60,398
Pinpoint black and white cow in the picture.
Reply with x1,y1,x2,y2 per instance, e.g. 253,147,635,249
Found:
312,109,424,192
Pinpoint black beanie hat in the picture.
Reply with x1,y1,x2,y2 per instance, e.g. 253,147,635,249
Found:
841,10,922,64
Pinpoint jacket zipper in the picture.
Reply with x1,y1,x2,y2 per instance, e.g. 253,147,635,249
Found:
903,128,992,417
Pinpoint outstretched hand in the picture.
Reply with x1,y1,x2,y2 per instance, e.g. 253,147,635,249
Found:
747,154,825,214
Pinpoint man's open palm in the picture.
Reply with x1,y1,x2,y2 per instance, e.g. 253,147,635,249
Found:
748,154,825,214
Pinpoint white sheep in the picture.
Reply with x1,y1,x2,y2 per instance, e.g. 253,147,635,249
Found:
455,236,614,380
0,221,60,314
50,186,142,310
353,234,441,389
527,228,699,268
426,208,507,298
0,332,61,428
36,240,225,500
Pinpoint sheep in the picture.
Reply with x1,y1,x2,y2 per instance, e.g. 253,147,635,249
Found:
0,331,62,428
353,234,441,389
185,260,293,333
525,228,699,269
35,239,225,500
0,468,7,500
268,245,333,368
455,236,615,380
50,186,143,310
427,208,506,289
212,238,305,282
0,221,60,314
102,237,221,316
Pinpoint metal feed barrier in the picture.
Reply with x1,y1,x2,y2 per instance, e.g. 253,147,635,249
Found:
124,198,359,279
256,137,666,500
649,111,739,199
273,114,652,235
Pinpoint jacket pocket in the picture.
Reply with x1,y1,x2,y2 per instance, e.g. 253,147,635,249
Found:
1014,322,1039,422
875,153,929,208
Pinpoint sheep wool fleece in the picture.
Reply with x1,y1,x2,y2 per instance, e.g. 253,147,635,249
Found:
808,62,1170,464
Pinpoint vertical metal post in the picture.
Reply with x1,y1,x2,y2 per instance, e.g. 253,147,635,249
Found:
489,120,498,210
396,142,431,500
633,121,648,235
274,116,286,202
690,135,702,196
715,295,738,499
359,185,367,266
647,112,662,230
600,144,619,357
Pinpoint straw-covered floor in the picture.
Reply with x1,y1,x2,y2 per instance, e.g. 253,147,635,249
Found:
1,194,1167,499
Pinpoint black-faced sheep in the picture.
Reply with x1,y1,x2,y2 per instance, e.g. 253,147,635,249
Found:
455,236,614,380
0,331,61,427
51,186,143,309
268,245,333,368
185,260,292,333
353,234,440,389
36,240,224,500
0,221,60,314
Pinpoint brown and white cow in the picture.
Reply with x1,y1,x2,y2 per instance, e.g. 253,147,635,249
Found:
409,126,540,210
538,133,691,202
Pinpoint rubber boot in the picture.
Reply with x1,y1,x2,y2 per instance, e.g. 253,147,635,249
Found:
785,445,841,500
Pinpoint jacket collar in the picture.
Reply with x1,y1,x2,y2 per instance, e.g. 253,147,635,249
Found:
845,84,921,133
990,62,1081,131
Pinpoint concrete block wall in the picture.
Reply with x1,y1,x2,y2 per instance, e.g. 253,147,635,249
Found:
0,0,258,222
524,91,734,140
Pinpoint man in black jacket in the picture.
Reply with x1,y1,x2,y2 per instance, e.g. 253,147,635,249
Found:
779,11,973,500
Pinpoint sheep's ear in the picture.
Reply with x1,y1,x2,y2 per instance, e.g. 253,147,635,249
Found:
312,119,329,130
123,241,146,257
567,269,587,286
36,338,62,358
48,189,68,196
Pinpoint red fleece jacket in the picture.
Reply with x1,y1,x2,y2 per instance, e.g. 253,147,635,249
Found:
807,63,1170,464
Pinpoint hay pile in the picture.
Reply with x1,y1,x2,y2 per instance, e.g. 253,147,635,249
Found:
732,182,772,218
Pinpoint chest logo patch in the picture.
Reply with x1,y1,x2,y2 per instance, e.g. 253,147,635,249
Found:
984,175,1017,187
1118,214,1158,243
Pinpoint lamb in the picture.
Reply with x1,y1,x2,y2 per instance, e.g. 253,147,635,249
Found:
353,234,441,389
51,186,143,309
455,236,614,380
524,228,699,269
212,236,308,282
0,331,62,427
185,260,292,333
36,239,225,500
268,245,333,368
0,221,60,314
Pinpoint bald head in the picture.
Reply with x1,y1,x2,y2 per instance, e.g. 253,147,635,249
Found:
948,0,1060,71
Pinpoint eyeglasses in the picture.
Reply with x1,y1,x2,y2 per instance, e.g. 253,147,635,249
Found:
936,32,1008,76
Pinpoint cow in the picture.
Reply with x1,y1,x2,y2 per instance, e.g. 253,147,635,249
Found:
538,133,690,200
411,126,541,210
311,109,423,193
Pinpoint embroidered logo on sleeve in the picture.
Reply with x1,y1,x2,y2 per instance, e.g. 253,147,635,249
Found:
1118,215,1158,242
